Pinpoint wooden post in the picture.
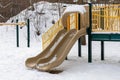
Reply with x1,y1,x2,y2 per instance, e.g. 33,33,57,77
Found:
67,15,70,30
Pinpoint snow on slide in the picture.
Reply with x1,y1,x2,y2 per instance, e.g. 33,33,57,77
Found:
61,5,88,29
63,5,86,15
25,29,67,68
35,28,86,71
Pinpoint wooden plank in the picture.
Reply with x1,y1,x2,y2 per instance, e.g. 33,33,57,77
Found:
0,22,26,26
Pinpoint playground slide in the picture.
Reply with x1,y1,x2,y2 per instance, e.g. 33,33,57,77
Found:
25,29,67,68
35,28,86,71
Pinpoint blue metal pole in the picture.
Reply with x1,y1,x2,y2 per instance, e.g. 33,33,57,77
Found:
78,13,81,57
101,41,104,60
16,19,19,47
88,3,92,63
27,19,30,47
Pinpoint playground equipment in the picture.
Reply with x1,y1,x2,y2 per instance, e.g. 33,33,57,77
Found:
26,2,120,71
88,3,120,62
25,5,88,71
26,29,67,68
36,28,86,71
0,19,30,47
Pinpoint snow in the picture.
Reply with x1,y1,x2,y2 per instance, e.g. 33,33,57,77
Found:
63,5,86,15
1,31,120,80
0,2,120,80
92,32,120,34
50,34,64,52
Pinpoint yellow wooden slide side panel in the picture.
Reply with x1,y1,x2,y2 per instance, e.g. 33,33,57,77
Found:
42,19,63,50
42,13,78,50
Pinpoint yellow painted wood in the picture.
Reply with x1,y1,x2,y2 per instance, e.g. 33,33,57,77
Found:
42,19,64,49
67,15,70,31
0,22,26,26
42,13,79,49
92,4,120,32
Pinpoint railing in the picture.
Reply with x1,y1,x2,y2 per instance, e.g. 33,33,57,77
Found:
92,4,120,32
0,19,30,47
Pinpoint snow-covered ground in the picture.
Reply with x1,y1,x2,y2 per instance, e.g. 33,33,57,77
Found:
1,30,120,80
0,2,120,80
